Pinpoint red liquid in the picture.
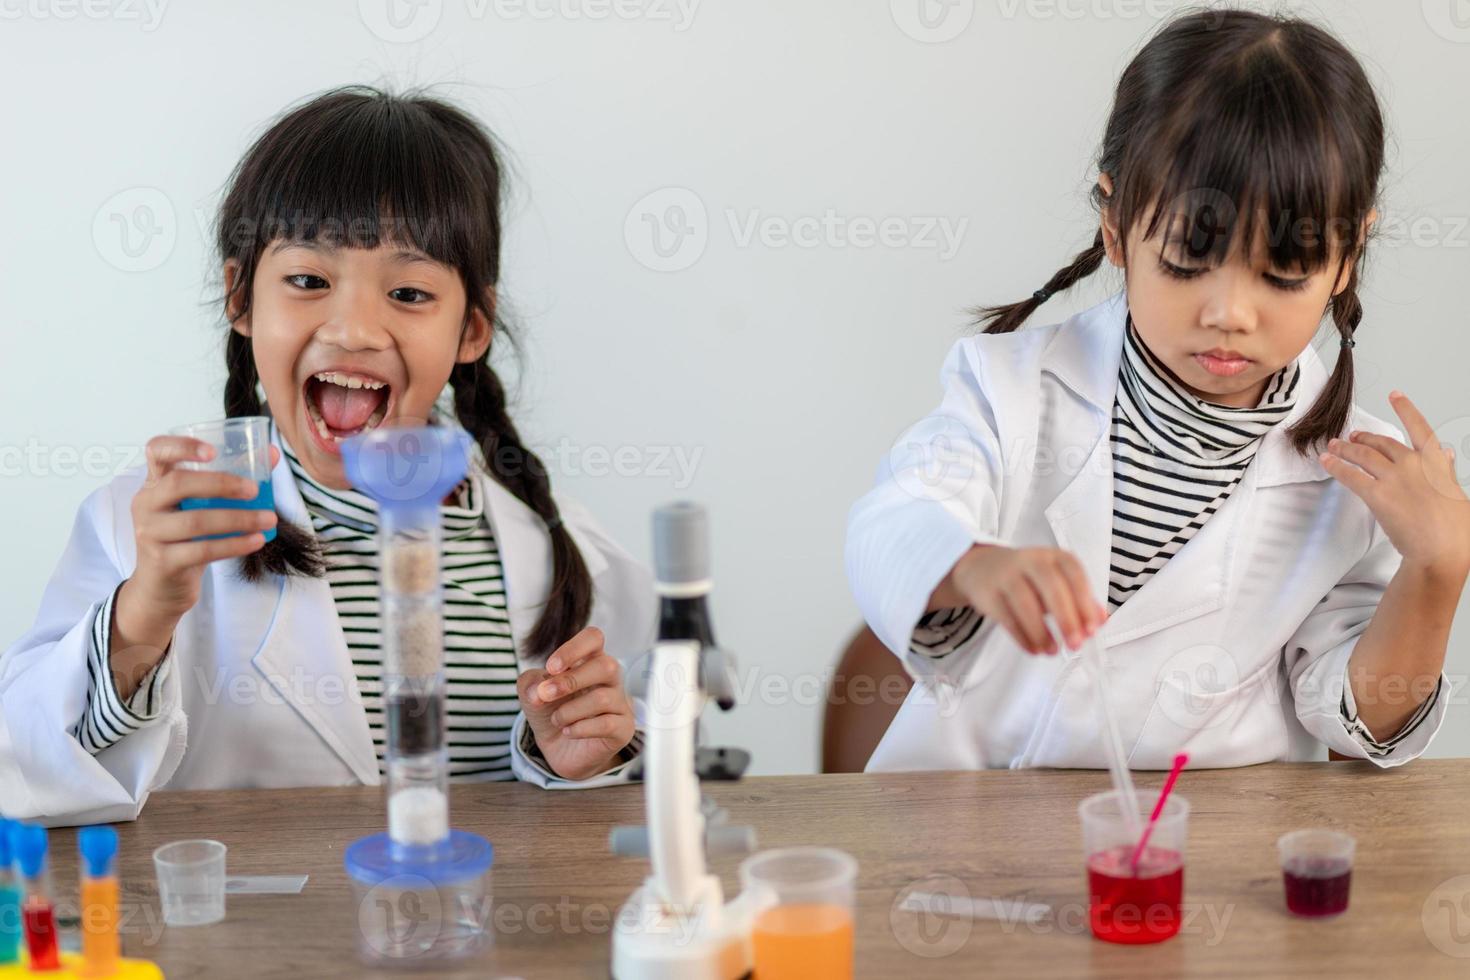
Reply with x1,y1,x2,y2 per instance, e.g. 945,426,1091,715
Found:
22,898,60,971
1283,858,1352,917
1087,845,1184,944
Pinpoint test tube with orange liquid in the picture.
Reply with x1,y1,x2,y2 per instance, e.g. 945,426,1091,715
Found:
740,847,857,979
79,826,120,977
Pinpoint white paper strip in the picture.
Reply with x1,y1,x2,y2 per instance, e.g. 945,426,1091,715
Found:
225,875,309,894
899,891,1052,924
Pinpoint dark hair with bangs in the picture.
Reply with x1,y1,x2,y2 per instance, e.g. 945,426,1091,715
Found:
217,84,591,661
976,9,1384,456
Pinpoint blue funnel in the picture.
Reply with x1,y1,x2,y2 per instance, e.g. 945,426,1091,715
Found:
341,425,473,527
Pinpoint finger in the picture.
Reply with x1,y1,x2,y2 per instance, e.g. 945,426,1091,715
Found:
999,580,1053,654
986,602,1029,658
149,507,277,544
559,713,633,742
1325,438,1392,479
546,626,606,675
1319,450,1378,501
145,436,215,483
537,651,618,704
158,531,269,571
1347,430,1410,463
517,667,551,706
1022,563,1085,649
1055,552,1106,631
1388,391,1435,452
269,445,280,468
549,687,622,729
155,471,261,509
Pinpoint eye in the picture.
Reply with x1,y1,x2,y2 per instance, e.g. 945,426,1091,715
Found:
1265,273,1311,293
1158,257,1206,281
284,273,328,290
389,286,434,304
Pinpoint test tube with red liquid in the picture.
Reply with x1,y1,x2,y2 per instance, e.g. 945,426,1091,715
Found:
10,823,60,971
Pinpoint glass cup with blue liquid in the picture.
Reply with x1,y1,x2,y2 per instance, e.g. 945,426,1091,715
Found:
169,416,276,542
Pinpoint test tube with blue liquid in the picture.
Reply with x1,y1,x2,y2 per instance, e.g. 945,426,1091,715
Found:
0,820,21,965
170,416,276,542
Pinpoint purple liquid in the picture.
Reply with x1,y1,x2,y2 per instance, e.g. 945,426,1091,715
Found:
1283,857,1351,917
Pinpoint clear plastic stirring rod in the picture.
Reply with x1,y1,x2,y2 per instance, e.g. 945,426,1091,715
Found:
1044,615,1140,838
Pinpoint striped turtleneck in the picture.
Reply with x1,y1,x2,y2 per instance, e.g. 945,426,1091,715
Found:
1107,315,1301,609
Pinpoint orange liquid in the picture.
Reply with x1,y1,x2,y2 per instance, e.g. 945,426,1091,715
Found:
751,903,853,979
79,878,119,976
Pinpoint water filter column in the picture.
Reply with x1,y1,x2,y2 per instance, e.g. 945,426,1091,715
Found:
340,423,496,966
342,425,472,853
380,506,450,849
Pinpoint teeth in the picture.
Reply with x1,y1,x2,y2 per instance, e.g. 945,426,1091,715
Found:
313,371,387,390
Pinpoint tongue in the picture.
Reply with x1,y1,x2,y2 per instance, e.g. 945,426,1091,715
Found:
316,382,383,432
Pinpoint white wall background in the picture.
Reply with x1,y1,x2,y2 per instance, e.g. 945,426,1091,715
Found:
3,1,1469,774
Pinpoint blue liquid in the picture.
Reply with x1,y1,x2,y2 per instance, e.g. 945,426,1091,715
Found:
0,881,20,964
179,479,276,543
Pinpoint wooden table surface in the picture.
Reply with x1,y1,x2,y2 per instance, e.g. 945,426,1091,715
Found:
32,759,1470,978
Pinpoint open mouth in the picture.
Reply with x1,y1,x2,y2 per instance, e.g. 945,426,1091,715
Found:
303,371,392,451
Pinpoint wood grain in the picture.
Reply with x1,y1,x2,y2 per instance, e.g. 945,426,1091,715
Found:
32,760,1470,978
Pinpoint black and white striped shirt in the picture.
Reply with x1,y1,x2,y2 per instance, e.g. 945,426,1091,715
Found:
1107,314,1300,608
74,582,168,753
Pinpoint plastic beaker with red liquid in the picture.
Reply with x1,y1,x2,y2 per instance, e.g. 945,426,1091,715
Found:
1277,829,1354,917
1079,789,1190,944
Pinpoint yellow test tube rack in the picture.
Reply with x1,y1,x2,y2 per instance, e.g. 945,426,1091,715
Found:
0,951,162,979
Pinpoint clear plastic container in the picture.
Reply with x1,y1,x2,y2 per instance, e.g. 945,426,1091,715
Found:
1278,829,1354,917
153,840,226,927
739,847,856,979
169,416,276,543
345,830,493,964
1079,789,1189,945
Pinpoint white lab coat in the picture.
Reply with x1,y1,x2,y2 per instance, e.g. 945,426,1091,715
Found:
0,421,657,826
848,289,1449,772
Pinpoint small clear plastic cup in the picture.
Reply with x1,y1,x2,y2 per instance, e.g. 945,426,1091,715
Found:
169,416,276,542
1080,789,1189,944
153,840,226,927
1278,829,1355,917
739,847,856,979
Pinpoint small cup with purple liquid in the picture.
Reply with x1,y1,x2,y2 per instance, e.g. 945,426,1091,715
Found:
1277,829,1354,917
170,416,276,542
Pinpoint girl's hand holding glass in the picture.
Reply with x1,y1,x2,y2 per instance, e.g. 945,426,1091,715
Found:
128,435,280,621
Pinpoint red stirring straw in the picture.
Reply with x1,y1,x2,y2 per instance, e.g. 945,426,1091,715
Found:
1129,752,1189,873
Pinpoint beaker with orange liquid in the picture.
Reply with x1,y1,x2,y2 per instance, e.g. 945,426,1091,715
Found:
740,847,857,979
